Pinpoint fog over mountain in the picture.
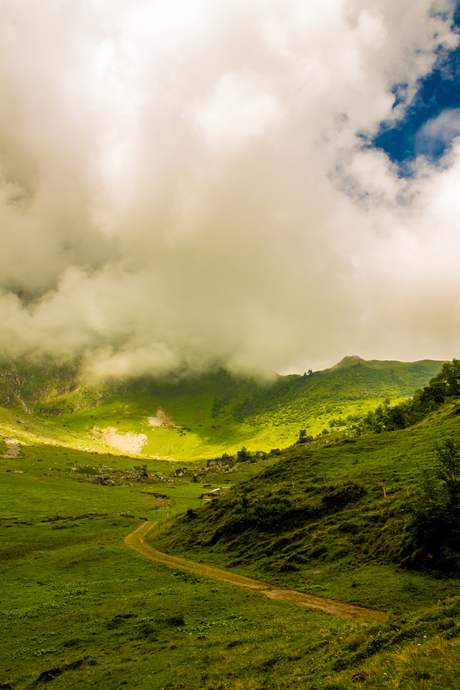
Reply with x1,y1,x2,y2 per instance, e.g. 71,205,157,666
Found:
1,0,459,378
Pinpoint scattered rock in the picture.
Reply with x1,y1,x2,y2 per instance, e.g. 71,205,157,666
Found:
93,476,115,486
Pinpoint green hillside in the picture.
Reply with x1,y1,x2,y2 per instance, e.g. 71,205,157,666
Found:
148,398,460,688
0,356,443,460
154,401,460,585
1,373,460,689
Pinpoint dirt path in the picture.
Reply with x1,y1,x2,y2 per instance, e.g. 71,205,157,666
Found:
124,521,387,622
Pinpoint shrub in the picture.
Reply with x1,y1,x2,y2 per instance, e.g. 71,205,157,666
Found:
321,483,366,509
408,438,460,568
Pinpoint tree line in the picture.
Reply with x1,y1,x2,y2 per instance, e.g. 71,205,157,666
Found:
360,359,460,433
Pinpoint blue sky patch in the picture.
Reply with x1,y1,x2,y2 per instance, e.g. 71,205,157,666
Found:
374,7,460,172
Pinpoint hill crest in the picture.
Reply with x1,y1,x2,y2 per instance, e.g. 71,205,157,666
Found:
0,355,444,459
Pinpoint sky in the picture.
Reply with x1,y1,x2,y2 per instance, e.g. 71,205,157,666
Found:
1,0,460,378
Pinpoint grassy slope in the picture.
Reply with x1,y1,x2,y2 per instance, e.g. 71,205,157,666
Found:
149,401,460,687
0,356,443,460
1,401,460,688
2,357,459,689
153,405,460,602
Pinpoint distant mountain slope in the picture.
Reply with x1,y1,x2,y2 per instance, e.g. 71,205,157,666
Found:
0,356,443,459
231,357,442,424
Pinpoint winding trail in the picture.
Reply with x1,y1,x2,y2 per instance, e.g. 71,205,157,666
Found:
125,521,387,622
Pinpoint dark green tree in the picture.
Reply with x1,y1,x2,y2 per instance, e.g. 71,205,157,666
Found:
409,438,460,567
237,447,250,462
296,429,313,444
417,358,460,408
433,438,460,509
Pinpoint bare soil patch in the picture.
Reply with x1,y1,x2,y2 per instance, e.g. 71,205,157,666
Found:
148,408,177,428
2,436,21,458
98,428,147,454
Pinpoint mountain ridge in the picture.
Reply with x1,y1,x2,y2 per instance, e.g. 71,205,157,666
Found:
0,356,444,459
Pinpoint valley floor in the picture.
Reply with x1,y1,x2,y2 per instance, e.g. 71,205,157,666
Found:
2,389,460,688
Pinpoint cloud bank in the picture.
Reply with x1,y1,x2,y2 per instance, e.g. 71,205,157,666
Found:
1,0,460,377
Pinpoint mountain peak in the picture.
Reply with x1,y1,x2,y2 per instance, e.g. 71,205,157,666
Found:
329,355,365,370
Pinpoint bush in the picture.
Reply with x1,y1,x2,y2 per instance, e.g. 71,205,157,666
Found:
321,483,366,509
408,438,460,568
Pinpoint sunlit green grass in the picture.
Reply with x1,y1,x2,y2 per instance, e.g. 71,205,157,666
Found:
2,357,460,689
2,423,460,688
0,357,443,461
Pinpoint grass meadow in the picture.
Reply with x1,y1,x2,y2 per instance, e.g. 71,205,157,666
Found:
2,395,460,688
1,443,360,690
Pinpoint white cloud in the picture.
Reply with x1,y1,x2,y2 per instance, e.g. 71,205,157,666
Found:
416,108,460,157
0,0,459,376
193,71,285,150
